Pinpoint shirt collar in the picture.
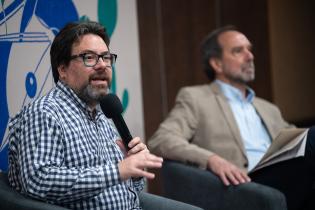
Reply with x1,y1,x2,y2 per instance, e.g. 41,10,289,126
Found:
56,81,103,119
215,79,255,103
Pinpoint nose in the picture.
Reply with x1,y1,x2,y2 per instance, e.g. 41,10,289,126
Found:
245,49,254,61
95,57,111,70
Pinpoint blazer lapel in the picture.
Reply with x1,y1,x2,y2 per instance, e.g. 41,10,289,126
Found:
253,100,275,140
210,83,247,158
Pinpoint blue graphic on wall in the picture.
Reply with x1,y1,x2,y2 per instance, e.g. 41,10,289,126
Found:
0,0,126,172
0,0,78,171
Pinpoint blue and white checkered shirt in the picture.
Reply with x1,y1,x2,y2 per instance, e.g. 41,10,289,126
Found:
8,81,144,210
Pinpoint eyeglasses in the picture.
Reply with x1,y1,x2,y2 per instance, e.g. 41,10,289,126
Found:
70,52,117,67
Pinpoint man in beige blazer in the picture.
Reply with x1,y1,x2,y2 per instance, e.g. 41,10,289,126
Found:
148,26,315,210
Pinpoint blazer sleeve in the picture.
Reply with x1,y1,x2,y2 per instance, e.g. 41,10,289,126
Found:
148,87,213,169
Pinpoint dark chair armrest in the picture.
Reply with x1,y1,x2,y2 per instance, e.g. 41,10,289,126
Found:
161,160,287,210
0,172,68,210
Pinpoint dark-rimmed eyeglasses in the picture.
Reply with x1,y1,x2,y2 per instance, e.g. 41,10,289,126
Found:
70,52,117,67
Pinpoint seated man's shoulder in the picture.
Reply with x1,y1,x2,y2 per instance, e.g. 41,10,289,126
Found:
32,92,59,111
8,90,61,135
178,84,215,99
14,88,62,121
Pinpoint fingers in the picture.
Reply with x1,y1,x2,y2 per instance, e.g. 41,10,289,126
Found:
118,151,163,180
116,137,149,156
137,153,163,169
133,168,156,179
226,170,242,185
220,167,251,186
218,168,248,186
142,153,163,167
128,137,141,148
234,170,251,183
208,155,250,186
126,137,149,155
219,173,231,186
117,136,163,180
128,142,148,156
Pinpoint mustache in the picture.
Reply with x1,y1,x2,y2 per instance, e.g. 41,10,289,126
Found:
89,73,110,82
242,61,255,69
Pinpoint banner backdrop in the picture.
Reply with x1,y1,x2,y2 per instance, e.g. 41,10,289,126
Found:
0,0,144,171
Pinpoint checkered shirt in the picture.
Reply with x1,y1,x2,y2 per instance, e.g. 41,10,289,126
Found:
8,81,144,210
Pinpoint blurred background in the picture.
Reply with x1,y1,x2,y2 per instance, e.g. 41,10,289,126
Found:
137,0,315,194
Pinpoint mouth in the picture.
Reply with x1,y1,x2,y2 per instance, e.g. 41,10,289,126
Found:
90,75,109,87
242,63,255,72
244,67,254,72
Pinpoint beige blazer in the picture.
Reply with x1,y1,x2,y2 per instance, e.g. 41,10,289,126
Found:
148,82,298,171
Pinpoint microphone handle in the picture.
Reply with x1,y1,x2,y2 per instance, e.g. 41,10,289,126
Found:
112,115,133,150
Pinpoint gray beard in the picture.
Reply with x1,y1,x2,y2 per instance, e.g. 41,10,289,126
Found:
223,63,255,85
78,84,110,105
226,73,255,85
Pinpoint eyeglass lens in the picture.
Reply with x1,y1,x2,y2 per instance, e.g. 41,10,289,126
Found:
83,53,116,67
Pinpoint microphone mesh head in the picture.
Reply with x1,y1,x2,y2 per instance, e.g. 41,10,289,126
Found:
100,93,123,118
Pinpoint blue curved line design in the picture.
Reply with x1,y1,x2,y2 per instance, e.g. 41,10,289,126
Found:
33,41,51,74
25,72,37,98
0,32,48,38
35,0,79,34
20,0,37,34
36,66,52,97
21,40,51,106
0,42,10,171
0,0,80,171
0,1,24,26
0,0,24,22
0,33,49,43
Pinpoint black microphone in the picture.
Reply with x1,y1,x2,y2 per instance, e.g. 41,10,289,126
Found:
100,93,133,150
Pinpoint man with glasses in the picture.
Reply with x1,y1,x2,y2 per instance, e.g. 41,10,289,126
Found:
7,21,199,210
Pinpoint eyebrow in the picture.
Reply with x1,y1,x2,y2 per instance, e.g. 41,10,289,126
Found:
77,50,110,55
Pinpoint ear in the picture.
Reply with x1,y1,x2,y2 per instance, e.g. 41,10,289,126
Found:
209,57,223,74
57,65,67,81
